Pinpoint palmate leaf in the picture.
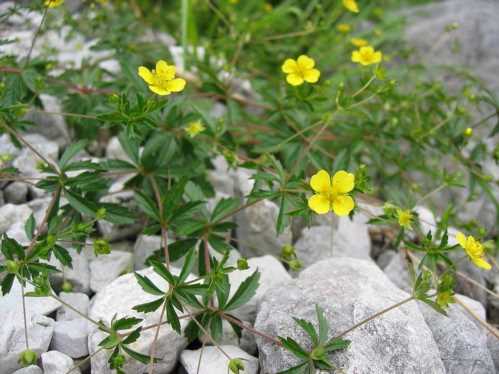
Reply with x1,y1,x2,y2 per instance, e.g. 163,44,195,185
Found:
112,317,143,331
316,305,329,344
122,327,142,345
53,245,73,268
121,345,159,365
133,297,164,313
279,337,309,361
166,301,181,334
59,140,87,170
150,259,176,285
293,317,318,346
277,361,309,374
1,273,15,295
224,270,260,311
324,337,351,352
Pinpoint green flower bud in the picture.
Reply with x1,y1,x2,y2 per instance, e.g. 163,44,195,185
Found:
61,280,73,292
237,258,249,270
110,353,126,369
93,239,111,256
96,208,107,220
310,345,325,360
6,260,19,274
19,349,37,367
281,244,295,259
289,259,302,271
228,358,245,374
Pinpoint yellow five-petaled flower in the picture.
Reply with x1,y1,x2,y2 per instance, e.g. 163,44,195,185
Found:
281,55,320,86
45,0,64,7
343,0,359,13
456,232,491,270
138,60,186,96
352,46,383,66
308,170,355,216
185,121,206,138
397,209,413,229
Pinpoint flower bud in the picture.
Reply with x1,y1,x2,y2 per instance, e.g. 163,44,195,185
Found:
237,258,249,271
93,239,111,256
19,349,37,367
6,260,19,274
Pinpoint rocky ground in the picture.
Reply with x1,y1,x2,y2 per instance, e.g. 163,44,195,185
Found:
0,0,499,373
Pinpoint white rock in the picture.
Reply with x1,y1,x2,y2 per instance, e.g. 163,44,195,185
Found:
12,134,59,177
133,234,162,270
233,168,255,197
52,319,89,358
88,267,189,374
56,292,89,322
236,199,292,258
12,365,43,374
376,250,396,270
41,350,81,374
4,181,29,204
0,278,60,326
0,203,32,234
180,345,258,374
6,221,31,246
228,255,291,322
105,136,129,161
207,156,236,197
89,250,133,292
0,315,54,374
414,206,437,236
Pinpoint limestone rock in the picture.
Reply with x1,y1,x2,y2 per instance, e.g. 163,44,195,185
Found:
41,350,81,374
255,258,445,373
0,203,32,234
180,346,258,374
89,250,133,293
52,319,89,358
56,292,89,322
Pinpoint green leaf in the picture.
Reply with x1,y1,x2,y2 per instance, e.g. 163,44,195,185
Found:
53,245,73,268
166,301,181,334
122,327,142,345
112,317,143,331
224,271,260,311
118,131,140,165
150,259,176,285
121,345,159,365
134,273,164,296
98,334,120,349
277,361,308,374
279,336,309,360
1,273,15,295
316,305,329,344
133,297,164,313
59,140,87,170
64,189,96,217
210,197,239,223
134,191,160,221
24,214,35,241
325,337,351,352
293,317,318,346
178,248,196,284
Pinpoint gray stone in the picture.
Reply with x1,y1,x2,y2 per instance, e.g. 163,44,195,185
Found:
236,199,292,258
376,250,396,270
404,0,499,93
294,218,371,269
383,252,412,292
12,366,43,374
4,181,29,204
56,292,89,322
228,255,291,322
6,221,31,246
105,136,129,161
180,346,258,374
52,319,89,358
0,203,32,234
41,350,80,374
12,134,59,177
88,267,189,374
133,234,161,270
89,250,133,293
0,278,60,326
0,315,54,374
207,156,236,197
48,249,90,294
488,334,499,371
419,295,495,374
255,258,445,373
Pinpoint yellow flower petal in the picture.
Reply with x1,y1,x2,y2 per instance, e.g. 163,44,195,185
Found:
303,68,320,83
310,169,331,193
166,78,186,93
351,51,361,63
308,194,331,215
286,73,304,86
456,232,467,248
149,85,171,96
332,195,355,216
372,51,383,63
343,0,359,13
471,256,492,270
351,38,368,47
332,170,355,194
297,55,315,70
138,66,154,84
156,60,175,80
282,59,298,74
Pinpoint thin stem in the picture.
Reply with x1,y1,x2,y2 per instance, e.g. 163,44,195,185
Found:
25,6,49,66
65,347,104,374
21,282,30,349
190,312,232,360
50,293,104,330
335,296,415,338
148,300,167,374
351,75,376,98
455,297,499,340
221,313,282,346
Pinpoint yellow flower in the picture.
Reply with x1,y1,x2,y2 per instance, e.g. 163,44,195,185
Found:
45,0,64,7
308,170,355,216
350,38,368,47
352,46,383,66
456,232,491,270
281,55,320,86
397,209,413,229
343,0,359,13
336,23,352,33
185,121,205,138
464,127,473,137
138,60,186,96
